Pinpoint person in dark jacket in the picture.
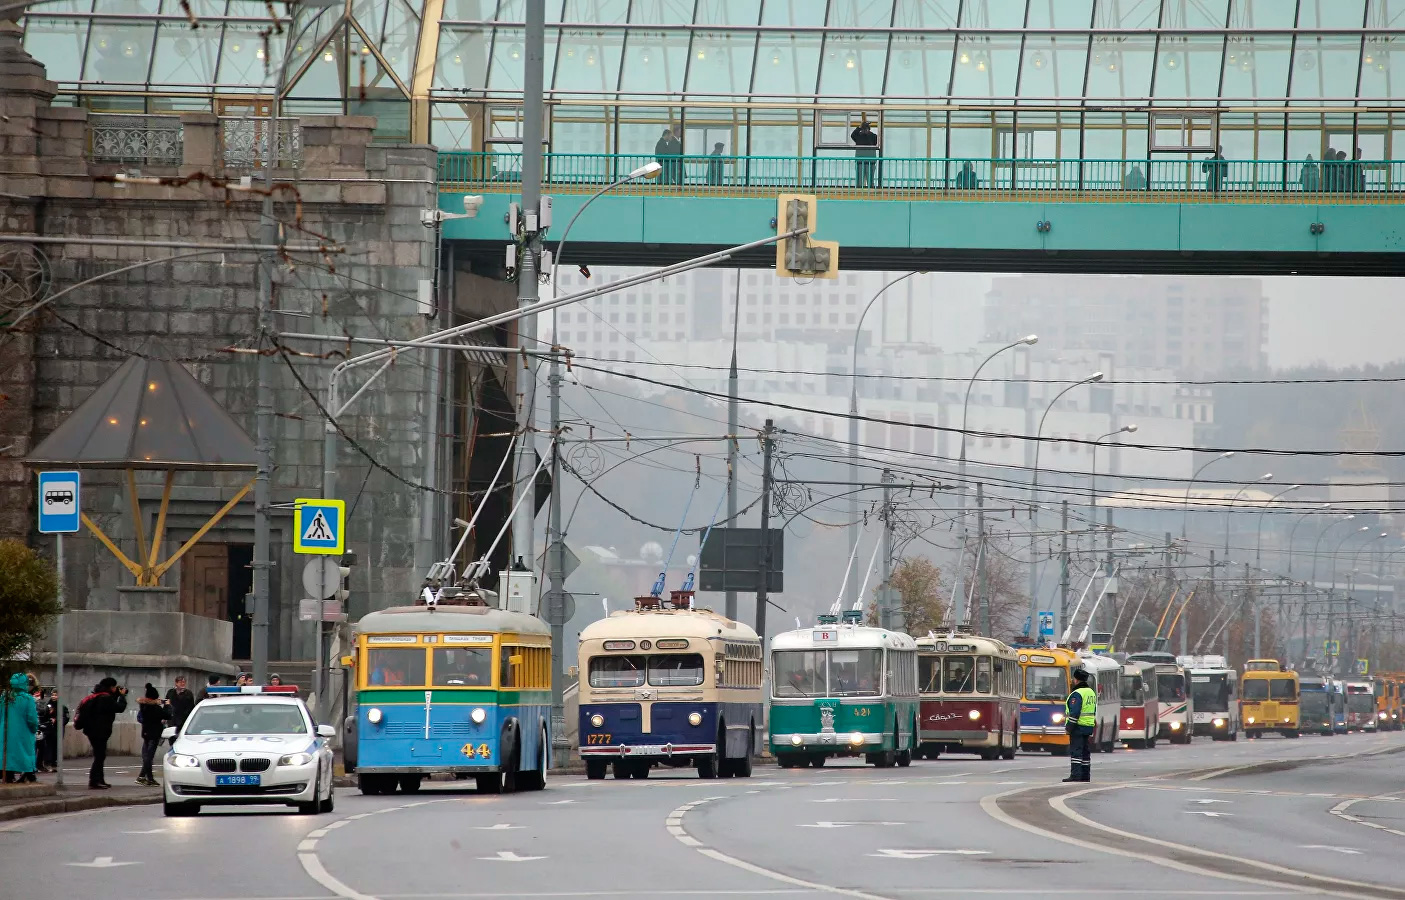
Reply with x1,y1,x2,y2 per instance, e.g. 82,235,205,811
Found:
1063,668,1097,783
77,678,127,789
198,673,221,703
40,690,66,771
135,684,168,786
1202,145,1228,192
852,119,879,187
165,675,195,745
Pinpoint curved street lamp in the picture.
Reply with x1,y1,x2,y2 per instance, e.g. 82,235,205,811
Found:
1286,502,1332,574
1309,515,1357,589
958,335,1039,501
1090,424,1138,516
1330,525,1372,593
1254,484,1300,569
1181,451,1235,541
1223,472,1273,555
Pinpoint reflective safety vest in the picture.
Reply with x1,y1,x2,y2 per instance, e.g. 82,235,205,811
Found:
1067,685,1097,728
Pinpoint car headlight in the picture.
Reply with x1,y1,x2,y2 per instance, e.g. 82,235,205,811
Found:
1213,718,1225,727
279,752,314,767
471,707,488,724
167,753,200,768
367,707,383,725
1169,721,1182,730
968,709,981,721
1125,717,1134,726
1247,716,1255,724
790,734,803,746
589,713,604,728
1051,713,1065,724
688,712,703,727
849,732,864,746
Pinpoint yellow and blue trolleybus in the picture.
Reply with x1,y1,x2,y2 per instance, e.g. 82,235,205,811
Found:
344,595,552,794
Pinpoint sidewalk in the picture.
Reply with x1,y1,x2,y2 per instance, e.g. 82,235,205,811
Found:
0,756,162,823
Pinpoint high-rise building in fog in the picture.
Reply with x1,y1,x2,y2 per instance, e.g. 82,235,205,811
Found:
983,276,1269,375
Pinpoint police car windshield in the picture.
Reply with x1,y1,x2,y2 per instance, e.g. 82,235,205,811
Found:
185,703,308,735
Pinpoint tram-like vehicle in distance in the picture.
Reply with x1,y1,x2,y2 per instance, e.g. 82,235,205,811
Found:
344,589,552,795
1181,654,1239,740
1376,674,1402,730
1344,679,1377,732
1299,676,1335,736
1242,659,1300,738
1129,651,1193,743
769,611,919,768
1119,660,1159,748
914,633,1020,760
576,590,762,780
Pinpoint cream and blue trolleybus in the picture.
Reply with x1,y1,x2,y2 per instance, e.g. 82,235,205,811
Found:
768,611,919,768
344,591,551,795
578,591,763,779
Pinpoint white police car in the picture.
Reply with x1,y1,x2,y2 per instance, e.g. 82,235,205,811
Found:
162,686,336,817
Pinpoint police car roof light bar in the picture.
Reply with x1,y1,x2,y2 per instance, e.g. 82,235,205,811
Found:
206,685,299,695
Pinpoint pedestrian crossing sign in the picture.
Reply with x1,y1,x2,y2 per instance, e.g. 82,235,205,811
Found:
294,498,345,555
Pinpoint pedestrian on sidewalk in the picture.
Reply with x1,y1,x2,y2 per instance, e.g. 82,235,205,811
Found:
1062,668,1097,783
41,689,66,772
165,676,195,746
136,684,168,786
76,678,127,790
2,672,39,783
198,674,220,703
31,678,51,774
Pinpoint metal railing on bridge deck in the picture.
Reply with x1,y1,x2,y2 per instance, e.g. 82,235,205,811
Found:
438,151,1405,205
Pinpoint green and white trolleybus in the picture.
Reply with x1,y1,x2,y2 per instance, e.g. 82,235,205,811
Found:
768,611,919,768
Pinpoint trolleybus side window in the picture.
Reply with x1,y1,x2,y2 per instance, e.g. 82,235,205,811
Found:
432,648,491,686
367,647,426,686
975,656,992,694
648,653,706,686
773,650,826,697
1270,678,1299,701
1025,665,1067,701
830,649,881,697
944,656,975,693
918,656,940,693
1242,679,1269,700
589,655,645,688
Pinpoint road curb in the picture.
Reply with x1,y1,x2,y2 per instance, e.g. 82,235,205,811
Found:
0,793,161,823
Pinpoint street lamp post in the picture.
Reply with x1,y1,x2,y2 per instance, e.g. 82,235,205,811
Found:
1330,526,1372,594
1223,473,1274,556
847,271,923,609
1286,502,1331,574
1255,485,1300,570
1090,424,1138,518
1310,515,1356,590
957,334,1038,508
1181,451,1235,542
1028,371,1104,636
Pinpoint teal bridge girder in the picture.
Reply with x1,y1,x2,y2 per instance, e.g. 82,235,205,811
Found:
438,152,1405,276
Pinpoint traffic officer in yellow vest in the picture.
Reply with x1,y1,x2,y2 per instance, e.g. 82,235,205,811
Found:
1063,668,1097,783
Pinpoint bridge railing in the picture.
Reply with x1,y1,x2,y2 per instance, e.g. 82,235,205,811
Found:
438,151,1405,203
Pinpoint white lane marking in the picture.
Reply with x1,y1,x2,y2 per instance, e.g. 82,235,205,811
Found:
868,849,989,858
307,829,329,839
121,828,167,834
811,798,897,803
298,851,379,900
1301,845,1364,855
797,821,905,829
1184,811,1232,818
541,799,578,805
298,839,319,852
1188,767,1240,781
666,797,890,900
67,856,139,868
1188,799,1232,805
1330,797,1405,839
472,823,525,830
480,851,546,862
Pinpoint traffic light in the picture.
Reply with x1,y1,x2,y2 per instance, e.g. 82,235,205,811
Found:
335,549,356,603
775,194,839,279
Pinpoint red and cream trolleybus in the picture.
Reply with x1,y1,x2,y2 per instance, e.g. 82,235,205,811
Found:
1118,660,1160,748
1128,651,1194,744
915,633,1021,760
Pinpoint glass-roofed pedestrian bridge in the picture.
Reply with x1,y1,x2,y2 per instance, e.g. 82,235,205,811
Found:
19,0,1405,272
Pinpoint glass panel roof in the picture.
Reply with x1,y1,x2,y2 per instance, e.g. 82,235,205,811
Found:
15,0,1405,110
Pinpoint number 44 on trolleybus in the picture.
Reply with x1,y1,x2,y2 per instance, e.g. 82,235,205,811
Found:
343,591,552,795
914,633,1020,760
576,591,762,780
769,611,919,768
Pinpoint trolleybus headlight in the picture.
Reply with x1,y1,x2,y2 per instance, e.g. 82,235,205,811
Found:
1212,718,1225,728
1282,717,1291,723
1125,717,1134,726
849,732,865,746
367,707,383,725
790,734,803,746
1169,721,1182,730
1051,713,1065,724
471,707,488,725
279,752,314,767
1380,712,1388,720
968,709,981,721
589,713,604,728
688,712,703,727
1246,716,1255,724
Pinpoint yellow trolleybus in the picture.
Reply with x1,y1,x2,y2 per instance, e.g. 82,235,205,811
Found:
1242,659,1300,739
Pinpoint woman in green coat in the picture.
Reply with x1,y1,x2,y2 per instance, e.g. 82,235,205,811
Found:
2,672,39,782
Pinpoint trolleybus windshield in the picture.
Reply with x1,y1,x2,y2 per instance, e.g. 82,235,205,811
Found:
588,654,707,688
1242,679,1269,700
1157,672,1186,701
1347,690,1374,714
367,648,427,686
1270,679,1298,701
1191,673,1231,711
1024,665,1067,701
942,656,976,693
589,656,644,688
647,653,705,686
1120,674,1144,704
772,649,882,697
1301,688,1330,718
432,648,492,686
918,656,941,693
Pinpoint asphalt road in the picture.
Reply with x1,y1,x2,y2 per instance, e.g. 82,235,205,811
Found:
2,731,1402,900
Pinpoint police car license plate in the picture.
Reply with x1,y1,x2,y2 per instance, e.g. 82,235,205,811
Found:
216,774,260,787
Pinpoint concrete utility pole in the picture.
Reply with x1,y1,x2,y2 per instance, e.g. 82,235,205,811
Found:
511,0,547,572
880,469,894,628
726,270,740,623
545,352,565,748
1058,501,1070,636
756,420,775,642
1250,563,1260,658
976,482,989,636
